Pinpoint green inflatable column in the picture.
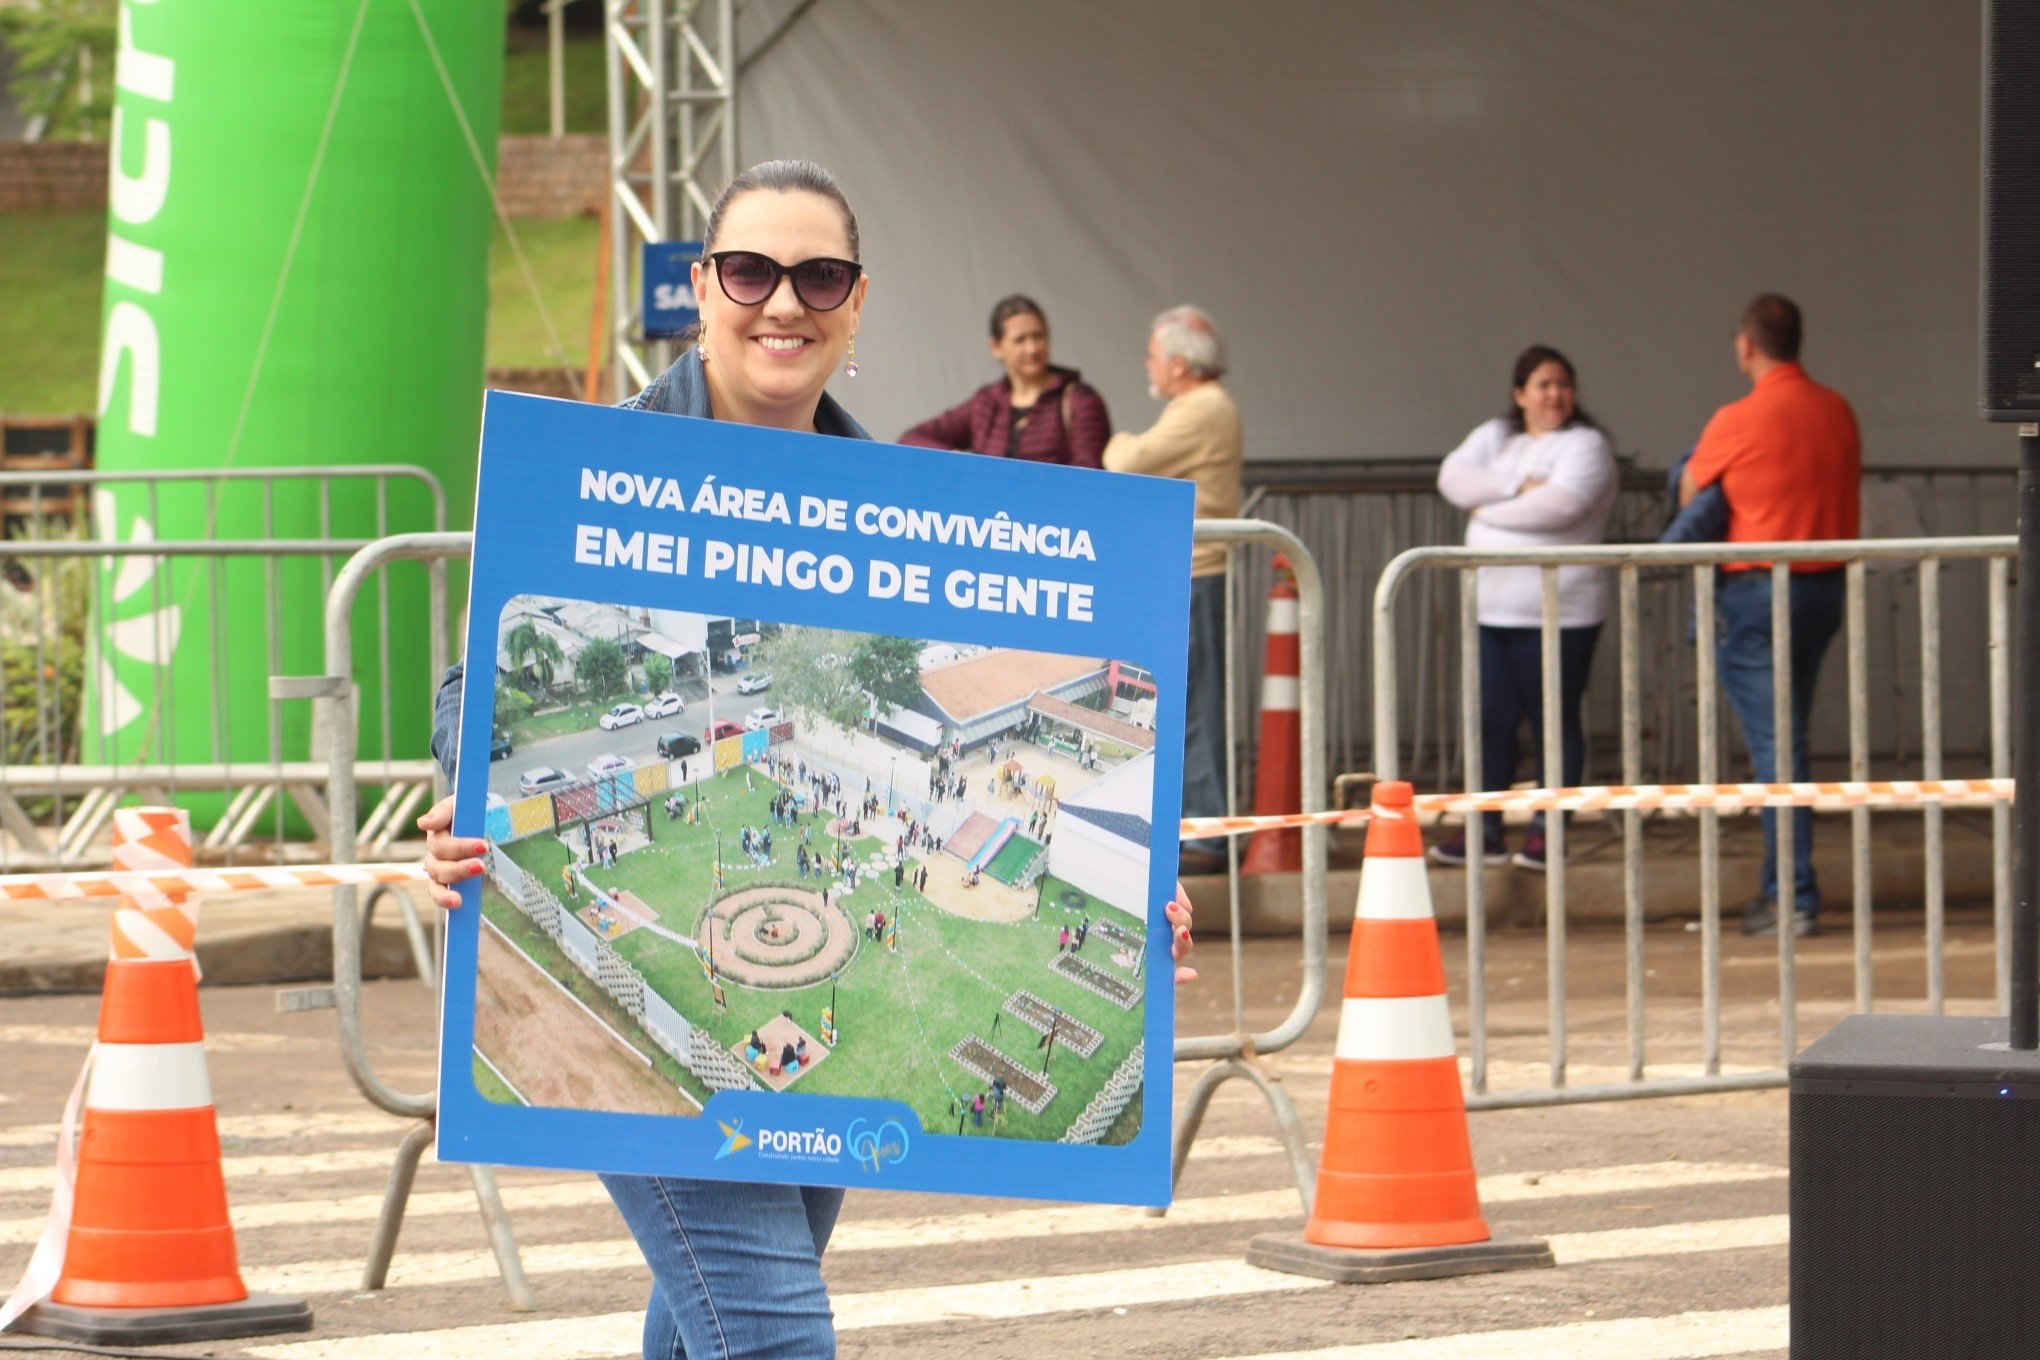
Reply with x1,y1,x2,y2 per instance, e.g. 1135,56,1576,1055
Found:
88,0,505,806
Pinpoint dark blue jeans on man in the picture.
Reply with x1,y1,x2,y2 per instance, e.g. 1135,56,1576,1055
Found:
1715,568,1846,920
1180,573,1228,862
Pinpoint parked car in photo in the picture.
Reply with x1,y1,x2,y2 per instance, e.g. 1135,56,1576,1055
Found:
518,766,572,796
743,707,782,731
657,731,702,759
587,753,633,781
705,719,746,744
599,702,645,731
489,728,514,761
735,671,772,695
644,691,685,719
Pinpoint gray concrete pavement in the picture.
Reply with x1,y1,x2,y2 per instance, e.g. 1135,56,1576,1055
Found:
0,922,1999,1358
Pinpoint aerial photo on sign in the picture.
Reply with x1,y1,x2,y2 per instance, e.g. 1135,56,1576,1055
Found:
471,592,1161,1143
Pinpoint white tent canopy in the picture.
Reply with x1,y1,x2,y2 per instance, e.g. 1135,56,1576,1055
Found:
737,1,1991,469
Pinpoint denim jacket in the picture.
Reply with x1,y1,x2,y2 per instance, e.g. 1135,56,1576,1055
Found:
430,348,872,780
1659,444,1729,545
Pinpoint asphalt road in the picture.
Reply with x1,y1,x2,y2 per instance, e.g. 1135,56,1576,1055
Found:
6,919,1997,1358
487,672,774,801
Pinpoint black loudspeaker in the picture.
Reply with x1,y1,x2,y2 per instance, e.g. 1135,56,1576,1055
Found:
1789,1015,2040,1357
1983,0,2040,419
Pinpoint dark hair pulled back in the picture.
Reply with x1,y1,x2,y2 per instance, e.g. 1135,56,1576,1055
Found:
1503,344,1598,433
989,295,1046,341
701,159,860,262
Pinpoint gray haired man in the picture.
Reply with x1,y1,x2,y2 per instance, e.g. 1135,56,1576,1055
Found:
1104,306,1243,875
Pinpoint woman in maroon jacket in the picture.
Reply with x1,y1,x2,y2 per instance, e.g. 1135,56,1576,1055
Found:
900,294,1111,466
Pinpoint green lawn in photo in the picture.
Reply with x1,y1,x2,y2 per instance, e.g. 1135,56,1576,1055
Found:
507,697,617,748
472,1050,527,1105
500,765,1148,1142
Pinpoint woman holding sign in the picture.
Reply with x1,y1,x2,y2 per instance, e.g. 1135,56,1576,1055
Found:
417,160,1194,1360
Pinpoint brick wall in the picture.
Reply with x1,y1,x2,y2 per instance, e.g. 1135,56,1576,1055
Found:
495,134,605,219
0,134,604,218
0,140,109,212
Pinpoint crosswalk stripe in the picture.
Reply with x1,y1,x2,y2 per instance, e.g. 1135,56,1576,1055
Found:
242,1206,1791,1301
0,1108,409,1150
0,1146,408,1196
1550,1214,1787,1263
0,1023,294,1052
248,1261,1330,1359
1216,1305,1786,1359
0,1157,1781,1249
246,1234,1794,1360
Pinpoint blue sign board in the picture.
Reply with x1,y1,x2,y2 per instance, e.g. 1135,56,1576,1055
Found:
641,240,703,338
440,392,1195,1206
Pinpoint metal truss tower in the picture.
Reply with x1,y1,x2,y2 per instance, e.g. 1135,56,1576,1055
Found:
603,0,738,400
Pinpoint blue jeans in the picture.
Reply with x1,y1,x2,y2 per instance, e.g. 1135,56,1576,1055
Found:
1476,624,1601,838
1716,569,1846,917
601,1173,842,1358
1181,573,1228,857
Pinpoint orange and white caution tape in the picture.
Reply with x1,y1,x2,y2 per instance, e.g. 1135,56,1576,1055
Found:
5,777,2018,895
109,807,200,962
0,863,428,904
1178,778,2016,840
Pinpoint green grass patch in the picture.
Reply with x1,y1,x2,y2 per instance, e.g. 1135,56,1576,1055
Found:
500,767,1149,1141
500,28,609,136
472,1050,527,1105
485,214,601,372
0,213,105,414
508,696,618,748
0,211,599,417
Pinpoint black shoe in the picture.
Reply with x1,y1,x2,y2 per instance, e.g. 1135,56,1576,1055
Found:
1428,829,1506,867
1739,900,1819,937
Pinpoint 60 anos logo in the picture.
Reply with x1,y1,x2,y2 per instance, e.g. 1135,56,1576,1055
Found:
846,1117,910,1174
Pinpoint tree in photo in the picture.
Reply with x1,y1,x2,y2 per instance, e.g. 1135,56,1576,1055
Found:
505,619,565,695
848,634,922,718
643,651,675,694
494,678,534,728
762,627,867,730
0,0,117,141
577,637,628,698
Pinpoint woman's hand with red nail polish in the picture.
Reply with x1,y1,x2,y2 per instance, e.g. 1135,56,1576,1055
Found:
416,794,484,911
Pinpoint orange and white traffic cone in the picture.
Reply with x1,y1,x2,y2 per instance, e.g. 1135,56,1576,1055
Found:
1249,781,1552,1282
1240,555,1302,874
7,808,311,1345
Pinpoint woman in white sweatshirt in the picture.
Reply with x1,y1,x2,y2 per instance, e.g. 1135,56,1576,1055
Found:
1433,345,1619,869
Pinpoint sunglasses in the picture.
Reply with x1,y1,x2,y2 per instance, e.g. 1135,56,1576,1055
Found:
707,250,862,312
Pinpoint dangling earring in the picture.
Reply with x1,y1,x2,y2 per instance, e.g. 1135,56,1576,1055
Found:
698,333,711,365
845,335,859,378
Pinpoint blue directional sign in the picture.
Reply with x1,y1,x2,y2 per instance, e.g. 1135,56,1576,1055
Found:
642,240,703,338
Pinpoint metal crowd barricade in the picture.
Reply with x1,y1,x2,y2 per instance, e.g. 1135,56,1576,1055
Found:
0,464,447,870
285,529,538,1308
1372,535,2017,1110
1237,461,2016,796
1169,520,1329,1214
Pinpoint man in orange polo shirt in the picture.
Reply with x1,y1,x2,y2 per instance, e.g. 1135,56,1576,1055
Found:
1680,294,1860,937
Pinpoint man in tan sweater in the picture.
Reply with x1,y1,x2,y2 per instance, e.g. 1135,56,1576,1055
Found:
1104,306,1242,875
